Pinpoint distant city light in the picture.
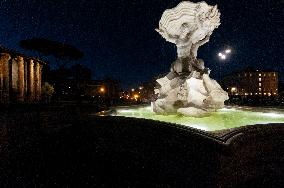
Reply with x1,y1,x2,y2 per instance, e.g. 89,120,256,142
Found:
139,86,143,90
131,88,135,92
100,87,105,93
133,94,139,101
231,87,237,92
218,52,223,57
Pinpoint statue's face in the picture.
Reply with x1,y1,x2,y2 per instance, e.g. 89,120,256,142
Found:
179,23,190,39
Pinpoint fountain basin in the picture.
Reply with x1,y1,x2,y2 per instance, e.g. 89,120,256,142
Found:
113,105,284,131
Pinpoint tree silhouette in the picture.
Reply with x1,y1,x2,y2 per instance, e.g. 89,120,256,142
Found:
20,38,84,68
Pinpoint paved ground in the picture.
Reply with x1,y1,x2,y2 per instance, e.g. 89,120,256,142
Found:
0,104,283,187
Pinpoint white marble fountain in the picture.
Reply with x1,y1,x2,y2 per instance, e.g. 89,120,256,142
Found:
152,1,229,117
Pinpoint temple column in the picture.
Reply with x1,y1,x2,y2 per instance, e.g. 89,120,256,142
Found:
34,61,40,101
24,59,28,100
0,53,11,103
17,56,25,102
39,64,43,101
0,56,3,101
28,59,34,101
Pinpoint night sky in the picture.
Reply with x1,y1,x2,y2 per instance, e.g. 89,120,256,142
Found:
0,0,283,88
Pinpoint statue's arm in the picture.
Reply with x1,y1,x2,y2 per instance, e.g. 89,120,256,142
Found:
194,34,210,48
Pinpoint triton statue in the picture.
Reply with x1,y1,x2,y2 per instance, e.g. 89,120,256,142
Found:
152,1,229,117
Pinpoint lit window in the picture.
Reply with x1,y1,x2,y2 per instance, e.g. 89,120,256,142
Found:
274,73,276,77
274,93,277,95
259,88,261,91
250,73,252,77
245,93,248,95
268,93,271,96
259,78,261,81
250,93,253,95
264,74,266,77
259,83,261,86
259,93,262,95
255,93,258,95
264,93,266,95
245,73,247,77
259,74,261,76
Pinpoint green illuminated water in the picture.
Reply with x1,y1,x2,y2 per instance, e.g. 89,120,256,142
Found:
114,106,284,131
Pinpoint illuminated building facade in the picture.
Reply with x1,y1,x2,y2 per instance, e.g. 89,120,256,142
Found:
0,47,45,103
223,68,278,97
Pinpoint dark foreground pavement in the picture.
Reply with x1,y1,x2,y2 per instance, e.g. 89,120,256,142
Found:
0,105,283,187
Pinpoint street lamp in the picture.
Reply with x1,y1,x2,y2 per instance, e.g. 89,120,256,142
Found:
133,94,139,101
225,49,231,54
100,87,105,93
220,54,226,60
217,47,233,80
218,52,226,60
